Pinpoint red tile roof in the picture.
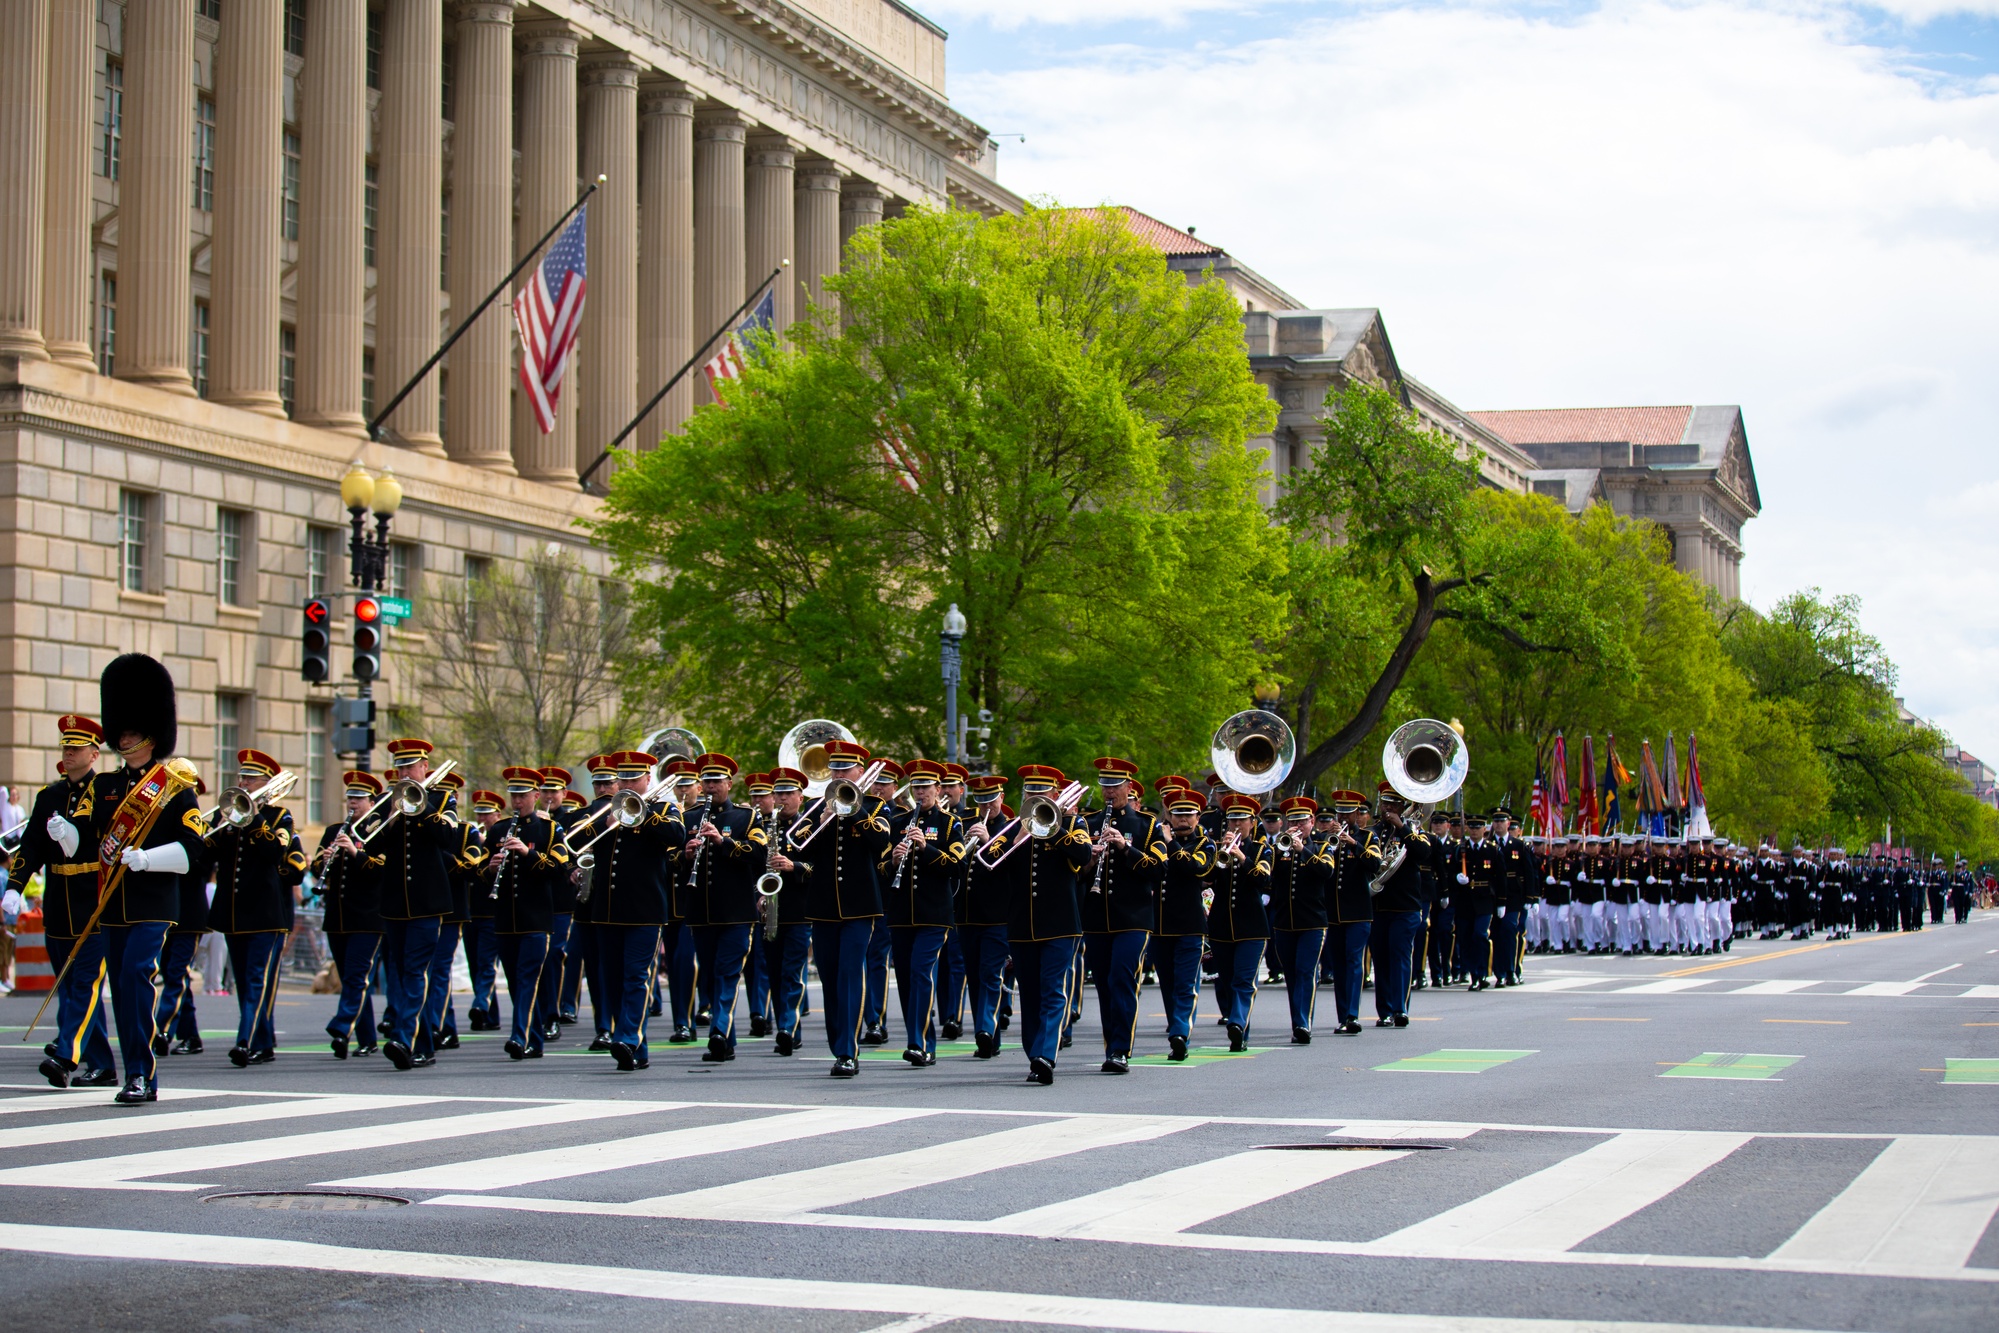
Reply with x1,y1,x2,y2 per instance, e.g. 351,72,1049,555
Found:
1469,406,1693,447
1067,206,1222,257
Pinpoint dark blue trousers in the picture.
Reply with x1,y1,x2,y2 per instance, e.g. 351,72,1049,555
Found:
423,921,461,1042
380,916,441,1058
1490,905,1521,983
1154,933,1204,1039
1326,921,1371,1024
1209,937,1263,1038
496,931,550,1052
939,926,966,1028
46,930,115,1072
100,922,168,1091
1428,901,1457,981
959,923,1010,1040
1372,910,1421,1019
890,924,949,1056
559,916,593,1022
862,914,892,1030
744,922,770,1021
693,923,754,1050
463,918,498,1023
536,911,572,1030
226,931,287,1056
325,931,381,1046
763,922,812,1044
600,923,662,1060
1272,927,1326,1034
1457,911,1493,982
153,930,202,1047
1083,930,1148,1058
812,918,875,1059
666,922,695,1027
1009,934,1080,1066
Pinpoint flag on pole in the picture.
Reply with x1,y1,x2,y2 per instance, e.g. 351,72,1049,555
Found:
1663,732,1681,832
1550,732,1569,838
1577,734,1599,834
513,206,589,434
700,284,778,400
1637,740,1668,836
1602,734,1625,831
1686,731,1712,838
875,415,924,493
1530,769,1548,838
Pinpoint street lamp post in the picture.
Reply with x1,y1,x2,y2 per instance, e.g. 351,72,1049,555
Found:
339,464,403,770
941,603,967,765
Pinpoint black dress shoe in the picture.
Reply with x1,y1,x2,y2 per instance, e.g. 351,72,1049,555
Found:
541,1021,561,1042
861,1025,889,1046
669,1025,695,1044
972,1032,997,1059
246,1049,275,1065
701,1038,735,1063
1469,978,1489,992
330,1036,349,1060
940,1021,962,1041
1337,1020,1362,1035
227,1045,251,1068
1167,1035,1188,1062
830,1056,859,1078
557,1012,578,1025
903,1047,936,1067
353,1043,377,1057
1392,1014,1409,1028
1058,1030,1073,1049
504,1039,527,1060
1291,1027,1311,1045
588,1034,613,1052
172,1036,204,1055
774,1031,795,1056
410,1052,436,1068
996,1011,1010,1031
611,1041,637,1072
382,1041,415,1071
1226,1022,1246,1053
749,1016,770,1038
113,1079,153,1105
74,1065,118,1087
42,1041,58,1059
1028,1056,1055,1085
1101,1055,1129,1074
152,1034,170,1057
38,1057,73,1089
648,999,664,1018
1376,1017,1393,1027
695,1009,711,1028
437,1033,460,1050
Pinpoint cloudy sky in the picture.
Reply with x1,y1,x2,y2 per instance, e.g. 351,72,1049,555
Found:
926,0,1999,758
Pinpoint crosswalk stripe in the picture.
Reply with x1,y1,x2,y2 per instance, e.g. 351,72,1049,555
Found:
1505,978,1607,992
0,1095,443,1150
1964,985,1999,999
1843,981,1921,996
0,1100,666,1191
1611,979,1714,994
326,1106,932,1192
1771,1135,1999,1270
1728,980,1817,994
1369,1130,1752,1254
990,1147,1405,1240
0,1085,220,1103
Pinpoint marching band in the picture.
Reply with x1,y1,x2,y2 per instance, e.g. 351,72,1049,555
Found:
7,659,1982,1103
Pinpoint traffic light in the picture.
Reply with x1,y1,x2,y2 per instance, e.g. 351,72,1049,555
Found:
301,597,332,683
353,595,384,681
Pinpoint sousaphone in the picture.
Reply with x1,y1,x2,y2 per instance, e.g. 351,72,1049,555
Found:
778,718,857,798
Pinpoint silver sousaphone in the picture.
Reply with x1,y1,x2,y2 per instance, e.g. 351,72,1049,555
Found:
777,718,857,798
1370,718,1471,892
1210,708,1297,796
639,725,705,790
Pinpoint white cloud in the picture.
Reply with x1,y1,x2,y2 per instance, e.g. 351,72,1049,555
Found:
952,0,1999,753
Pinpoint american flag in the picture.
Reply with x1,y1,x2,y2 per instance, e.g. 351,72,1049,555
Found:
876,415,923,493
514,207,589,434
1549,731,1568,838
700,286,777,400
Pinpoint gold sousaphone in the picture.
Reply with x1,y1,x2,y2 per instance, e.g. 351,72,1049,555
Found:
777,718,857,799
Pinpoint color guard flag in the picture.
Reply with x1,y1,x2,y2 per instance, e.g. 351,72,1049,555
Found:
514,207,589,434
700,285,777,399
1686,731,1712,838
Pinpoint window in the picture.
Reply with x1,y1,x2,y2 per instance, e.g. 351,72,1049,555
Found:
362,350,375,422
198,0,221,19
192,96,216,212
214,694,243,787
363,161,378,266
306,702,331,824
280,326,296,416
463,554,489,641
216,508,248,605
440,193,450,285
119,490,151,593
96,272,115,375
190,301,210,397
306,525,336,598
100,59,121,180
285,0,306,58
366,7,383,90
599,580,627,656
390,544,416,602
442,41,456,120
282,131,301,240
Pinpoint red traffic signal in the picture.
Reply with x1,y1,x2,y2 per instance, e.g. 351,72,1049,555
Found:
301,597,333,683
355,596,382,623
353,596,384,681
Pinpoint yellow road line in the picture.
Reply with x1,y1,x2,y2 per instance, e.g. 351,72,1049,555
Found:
1660,938,1857,977
1570,1016,1649,1022
1763,1018,1847,1025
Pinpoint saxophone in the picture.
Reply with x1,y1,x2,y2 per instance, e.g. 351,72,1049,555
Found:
755,809,783,941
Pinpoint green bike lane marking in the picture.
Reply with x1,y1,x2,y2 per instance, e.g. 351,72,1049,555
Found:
1373,1048,1537,1074
1659,1052,1801,1080
1128,1045,1269,1066
1942,1057,1999,1085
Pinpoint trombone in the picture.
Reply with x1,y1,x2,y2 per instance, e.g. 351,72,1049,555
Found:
786,760,885,852
570,788,668,870
974,780,1085,870
200,770,299,835
353,759,458,845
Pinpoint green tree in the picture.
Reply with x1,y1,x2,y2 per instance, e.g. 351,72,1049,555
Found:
591,206,1284,779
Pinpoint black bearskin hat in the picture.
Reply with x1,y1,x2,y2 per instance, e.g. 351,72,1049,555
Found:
100,653,178,759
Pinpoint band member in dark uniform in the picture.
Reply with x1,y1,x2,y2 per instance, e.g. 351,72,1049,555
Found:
594,751,685,1071
800,741,893,1078
993,765,1090,1084
936,761,973,1039
1368,791,1434,1027
463,781,506,1035
861,759,906,1046
959,774,1014,1059
886,759,966,1067
1206,793,1270,1053
373,737,458,1070
317,771,388,1058
567,755,619,1050
205,748,309,1066
757,766,814,1055
1082,757,1163,1073
1453,812,1500,989
676,752,756,1062
485,767,568,1059
534,767,577,1042
1153,785,1214,1061
1267,794,1335,1043
741,770,776,1037
15,715,115,1088
423,770,482,1048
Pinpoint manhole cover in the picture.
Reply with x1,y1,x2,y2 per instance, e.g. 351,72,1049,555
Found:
203,1191,410,1211
1253,1142,1454,1151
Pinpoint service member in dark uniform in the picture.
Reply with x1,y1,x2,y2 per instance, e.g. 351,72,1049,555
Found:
1492,810,1537,985
592,751,685,1070
1425,810,1460,985
15,714,116,1088
993,765,1090,1084
1327,788,1385,1033
1369,791,1433,1028
757,766,814,1054
1080,757,1163,1073
1151,784,1213,1061
799,740,892,1076
151,770,217,1060
959,774,1014,1058
560,757,618,1042
860,758,906,1046
1453,811,1500,990
462,781,507,1035
373,737,459,1070
486,767,568,1059
741,770,777,1036
317,771,389,1058
1266,794,1333,1044
677,752,756,1062
936,761,973,1039
205,748,309,1066
535,767,579,1041
422,770,482,1048
1205,792,1270,1053
885,759,966,1066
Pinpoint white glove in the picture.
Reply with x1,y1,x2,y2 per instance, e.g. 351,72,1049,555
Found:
1259,893,1270,906
1497,905,1507,919
1545,875,1555,885
1646,875,1656,885
120,842,190,876
1,888,21,917
47,815,79,858
1456,872,1469,885
121,845,150,872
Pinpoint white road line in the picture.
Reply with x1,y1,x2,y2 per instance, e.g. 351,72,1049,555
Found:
1772,1135,1999,1270
1610,979,1714,995
1727,980,1817,995
1912,964,1963,982
0,1223,1865,1333
0,1095,442,1150
1962,985,1999,998
855,1316,958,1333
1369,1131,1753,1255
1505,977,1611,992
1843,981,1921,996
0,1085,220,1102
325,1106,931,1192
990,1147,1404,1240
0,1100,666,1191
1329,1122,1483,1140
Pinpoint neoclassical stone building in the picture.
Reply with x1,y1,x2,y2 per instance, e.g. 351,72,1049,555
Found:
0,0,1013,818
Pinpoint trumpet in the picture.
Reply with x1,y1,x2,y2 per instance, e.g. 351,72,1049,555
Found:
201,770,299,835
353,760,457,845
975,781,1085,870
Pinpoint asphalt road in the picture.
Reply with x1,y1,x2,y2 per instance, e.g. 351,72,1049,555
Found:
1,911,1994,1333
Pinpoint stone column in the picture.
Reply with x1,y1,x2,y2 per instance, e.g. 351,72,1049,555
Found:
745,133,794,334
295,0,366,434
578,53,639,481
116,0,194,392
839,178,887,255
208,0,283,413
0,0,48,361
638,82,693,445
793,158,844,331
445,2,513,472
41,0,94,370
376,0,442,453
511,20,580,484
692,107,747,406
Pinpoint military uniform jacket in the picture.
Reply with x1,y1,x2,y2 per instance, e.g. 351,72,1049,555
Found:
445,821,488,924
566,798,611,924
799,794,893,922
680,799,756,926
1498,835,1539,909
997,812,1090,942
886,803,966,929
91,764,204,927
1204,834,1270,941
1604,853,1635,905
376,787,458,920
483,812,568,933
960,809,1011,926
592,800,685,927
1541,858,1572,905
207,804,308,933
1458,839,1501,915
1368,824,1433,915
1264,830,1333,930
9,775,102,938
1154,827,1215,935
758,810,810,927
1082,805,1165,934
544,808,581,914
315,822,385,934
1573,852,1607,904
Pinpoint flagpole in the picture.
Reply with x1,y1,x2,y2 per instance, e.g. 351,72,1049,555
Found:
577,263,787,491
365,175,605,445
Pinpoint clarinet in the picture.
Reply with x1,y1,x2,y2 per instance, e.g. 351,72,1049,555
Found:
1089,805,1120,895
685,796,713,889
486,815,512,900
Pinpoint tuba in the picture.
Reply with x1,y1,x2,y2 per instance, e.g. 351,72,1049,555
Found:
639,726,705,789
1210,709,1296,796
1369,719,1471,893
777,719,857,799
